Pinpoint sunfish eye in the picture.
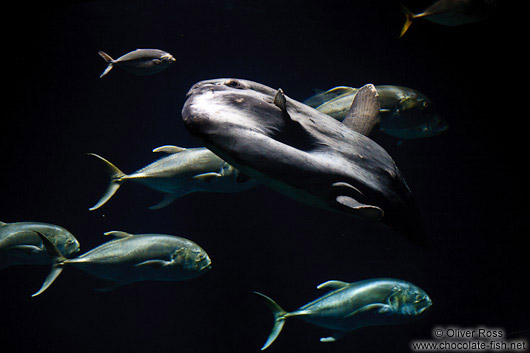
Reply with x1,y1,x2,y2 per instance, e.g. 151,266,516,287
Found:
226,79,241,88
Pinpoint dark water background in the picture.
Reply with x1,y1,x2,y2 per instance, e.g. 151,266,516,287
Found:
1,1,528,352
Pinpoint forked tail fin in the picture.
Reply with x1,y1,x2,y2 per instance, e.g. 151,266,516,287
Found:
32,232,67,297
98,51,115,78
87,153,126,211
252,291,288,350
399,5,416,38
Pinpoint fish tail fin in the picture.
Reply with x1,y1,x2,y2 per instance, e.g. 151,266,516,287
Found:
399,4,415,38
87,153,126,211
32,232,67,297
252,291,288,350
98,51,114,78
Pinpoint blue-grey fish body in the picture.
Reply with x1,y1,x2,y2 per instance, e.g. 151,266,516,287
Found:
98,49,176,78
0,221,80,269
182,78,425,244
400,0,496,37
32,232,211,296
88,146,257,210
312,85,448,140
254,278,432,349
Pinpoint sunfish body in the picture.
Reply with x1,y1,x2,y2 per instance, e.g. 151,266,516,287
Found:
400,0,496,37
32,231,212,296
310,85,448,141
98,49,176,78
254,278,432,350
0,221,80,269
88,145,256,210
182,78,425,244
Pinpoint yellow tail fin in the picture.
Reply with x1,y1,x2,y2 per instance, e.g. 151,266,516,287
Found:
399,4,416,38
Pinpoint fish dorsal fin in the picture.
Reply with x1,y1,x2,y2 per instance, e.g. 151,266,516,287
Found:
0,221,6,227
316,280,349,291
152,145,187,154
274,88,289,117
103,231,134,238
342,84,381,136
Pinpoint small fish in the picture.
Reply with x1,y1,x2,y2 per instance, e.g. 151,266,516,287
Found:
98,49,176,78
312,85,448,141
302,86,357,108
32,231,212,296
0,221,80,269
88,145,256,211
253,278,432,350
400,0,496,37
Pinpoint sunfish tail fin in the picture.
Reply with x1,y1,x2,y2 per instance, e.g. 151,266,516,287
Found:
87,153,126,211
399,5,416,38
252,291,288,350
32,232,67,297
98,51,114,78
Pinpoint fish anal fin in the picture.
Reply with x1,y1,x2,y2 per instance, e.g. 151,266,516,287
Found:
103,231,133,238
94,281,130,293
342,84,381,136
320,330,347,343
335,196,384,222
317,280,349,291
149,193,181,210
152,145,187,154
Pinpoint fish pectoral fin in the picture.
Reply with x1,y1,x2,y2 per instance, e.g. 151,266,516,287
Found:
344,303,390,318
152,145,187,154
134,260,168,269
193,172,223,183
320,330,347,343
103,231,134,238
335,196,384,222
149,193,181,210
8,245,43,255
316,280,349,291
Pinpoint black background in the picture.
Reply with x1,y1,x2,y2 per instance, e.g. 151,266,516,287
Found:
1,1,528,352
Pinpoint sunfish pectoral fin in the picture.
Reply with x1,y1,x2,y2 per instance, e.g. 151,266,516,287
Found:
317,280,349,291
335,196,384,222
344,303,391,318
31,232,67,297
251,291,288,350
152,145,187,154
342,83,381,136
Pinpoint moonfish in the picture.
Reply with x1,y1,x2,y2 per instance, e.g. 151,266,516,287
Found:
312,85,448,141
88,145,256,211
98,49,176,78
400,0,496,37
182,78,425,244
0,221,80,269
32,231,212,297
253,278,432,350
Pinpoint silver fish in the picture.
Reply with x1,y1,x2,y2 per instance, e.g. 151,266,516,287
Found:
0,221,80,269
302,86,356,108
254,278,432,350
400,0,496,37
32,231,212,296
88,145,256,210
312,85,448,141
98,49,176,78
182,79,425,244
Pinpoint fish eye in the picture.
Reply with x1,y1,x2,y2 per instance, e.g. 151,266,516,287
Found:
67,239,75,244
413,294,423,303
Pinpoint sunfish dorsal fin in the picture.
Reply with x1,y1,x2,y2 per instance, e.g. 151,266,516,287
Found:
103,231,133,238
342,84,381,136
152,145,187,154
317,280,349,290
